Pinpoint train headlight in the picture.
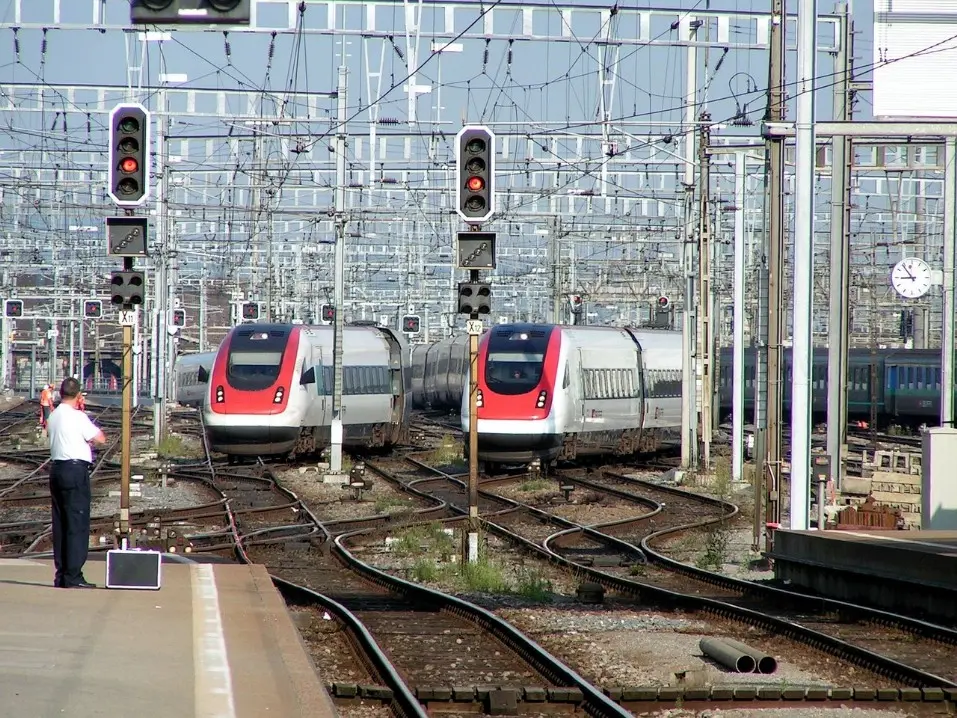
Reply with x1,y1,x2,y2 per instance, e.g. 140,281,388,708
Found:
476,389,483,408
215,386,225,403
536,390,547,408
273,387,285,404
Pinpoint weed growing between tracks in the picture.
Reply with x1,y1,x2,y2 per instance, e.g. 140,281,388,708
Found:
427,434,466,471
155,433,203,460
389,523,556,601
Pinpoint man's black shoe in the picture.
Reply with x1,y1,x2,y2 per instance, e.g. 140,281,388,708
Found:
64,581,97,589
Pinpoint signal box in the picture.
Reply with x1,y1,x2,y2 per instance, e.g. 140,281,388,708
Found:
402,315,421,334
84,300,103,319
241,302,260,321
172,309,186,327
4,299,23,318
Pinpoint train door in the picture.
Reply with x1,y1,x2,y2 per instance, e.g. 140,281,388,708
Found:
885,364,898,415
314,350,329,427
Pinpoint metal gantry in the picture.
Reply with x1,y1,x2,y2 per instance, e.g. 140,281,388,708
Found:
1,1,956,540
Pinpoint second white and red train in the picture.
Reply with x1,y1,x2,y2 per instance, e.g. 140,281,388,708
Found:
410,323,683,469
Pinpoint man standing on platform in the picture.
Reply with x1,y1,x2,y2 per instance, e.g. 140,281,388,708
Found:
46,377,107,589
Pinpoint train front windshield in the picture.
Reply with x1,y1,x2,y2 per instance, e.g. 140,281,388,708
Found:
226,329,289,390
484,328,551,395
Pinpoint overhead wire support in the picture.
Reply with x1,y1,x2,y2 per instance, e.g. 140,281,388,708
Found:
681,18,699,472
760,0,787,553
825,2,854,503
789,0,819,532
697,111,713,471
328,64,349,481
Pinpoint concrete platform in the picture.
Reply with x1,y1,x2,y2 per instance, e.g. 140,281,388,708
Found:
0,557,338,718
770,530,957,621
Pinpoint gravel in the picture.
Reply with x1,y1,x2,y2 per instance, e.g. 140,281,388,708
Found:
90,477,215,517
275,467,423,522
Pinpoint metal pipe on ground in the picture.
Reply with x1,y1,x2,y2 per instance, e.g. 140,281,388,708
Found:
698,638,756,673
720,637,778,674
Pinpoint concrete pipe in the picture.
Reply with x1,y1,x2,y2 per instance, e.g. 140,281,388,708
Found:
721,637,778,674
698,638,756,673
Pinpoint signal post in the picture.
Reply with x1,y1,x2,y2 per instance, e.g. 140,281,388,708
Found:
106,103,151,547
455,126,495,565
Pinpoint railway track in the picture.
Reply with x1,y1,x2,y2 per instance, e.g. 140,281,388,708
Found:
234,462,627,717
359,457,957,694
551,470,957,686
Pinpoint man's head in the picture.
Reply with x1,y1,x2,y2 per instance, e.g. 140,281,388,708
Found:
59,377,82,399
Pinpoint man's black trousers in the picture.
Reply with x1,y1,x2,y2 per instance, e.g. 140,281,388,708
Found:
49,460,92,587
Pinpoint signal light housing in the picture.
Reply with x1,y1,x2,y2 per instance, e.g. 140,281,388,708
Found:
241,302,260,321
402,315,421,334
110,271,146,306
84,300,103,319
321,304,335,323
455,126,495,223
171,309,186,327
657,295,670,309
108,104,151,207
457,282,492,315
4,299,23,318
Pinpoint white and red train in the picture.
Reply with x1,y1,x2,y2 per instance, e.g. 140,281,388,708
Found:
176,322,411,457
410,323,683,468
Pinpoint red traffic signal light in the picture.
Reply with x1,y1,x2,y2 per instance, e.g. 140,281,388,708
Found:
172,309,186,327
4,299,23,318
321,304,335,323
402,315,420,333
84,300,102,319
657,296,670,309
456,126,495,223
241,302,260,321
108,103,150,207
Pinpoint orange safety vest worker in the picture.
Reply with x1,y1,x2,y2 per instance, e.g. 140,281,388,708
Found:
76,393,86,412
39,385,54,426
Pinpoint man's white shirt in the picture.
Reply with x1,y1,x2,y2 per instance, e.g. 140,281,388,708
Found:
48,404,99,462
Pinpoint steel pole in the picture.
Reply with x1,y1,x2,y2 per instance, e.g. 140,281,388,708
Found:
78,319,85,387
826,2,852,493
467,304,480,564
732,152,746,483
330,65,349,476
698,113,713,470
942,137,956,427
681,20,699,470
789,0,818,532
764,0,787,550
120,319,133,546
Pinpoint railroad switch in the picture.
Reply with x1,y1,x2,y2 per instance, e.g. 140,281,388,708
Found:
559,483,575,501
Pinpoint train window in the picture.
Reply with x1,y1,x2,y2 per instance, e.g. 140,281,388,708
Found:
485,350,545,395
937,368,942,390
563,364,570,389
227,350,283,390
907,366,914,390
917,366,923,389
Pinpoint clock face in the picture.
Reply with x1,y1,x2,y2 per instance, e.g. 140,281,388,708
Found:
891,258,932,299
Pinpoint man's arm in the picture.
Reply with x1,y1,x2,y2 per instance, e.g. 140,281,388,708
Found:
81,416,107,446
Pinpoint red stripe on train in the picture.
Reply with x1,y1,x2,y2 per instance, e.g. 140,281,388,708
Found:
477,329,562,421
208,326,300,415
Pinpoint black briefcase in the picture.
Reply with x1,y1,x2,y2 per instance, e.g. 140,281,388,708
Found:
106,549,162,590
